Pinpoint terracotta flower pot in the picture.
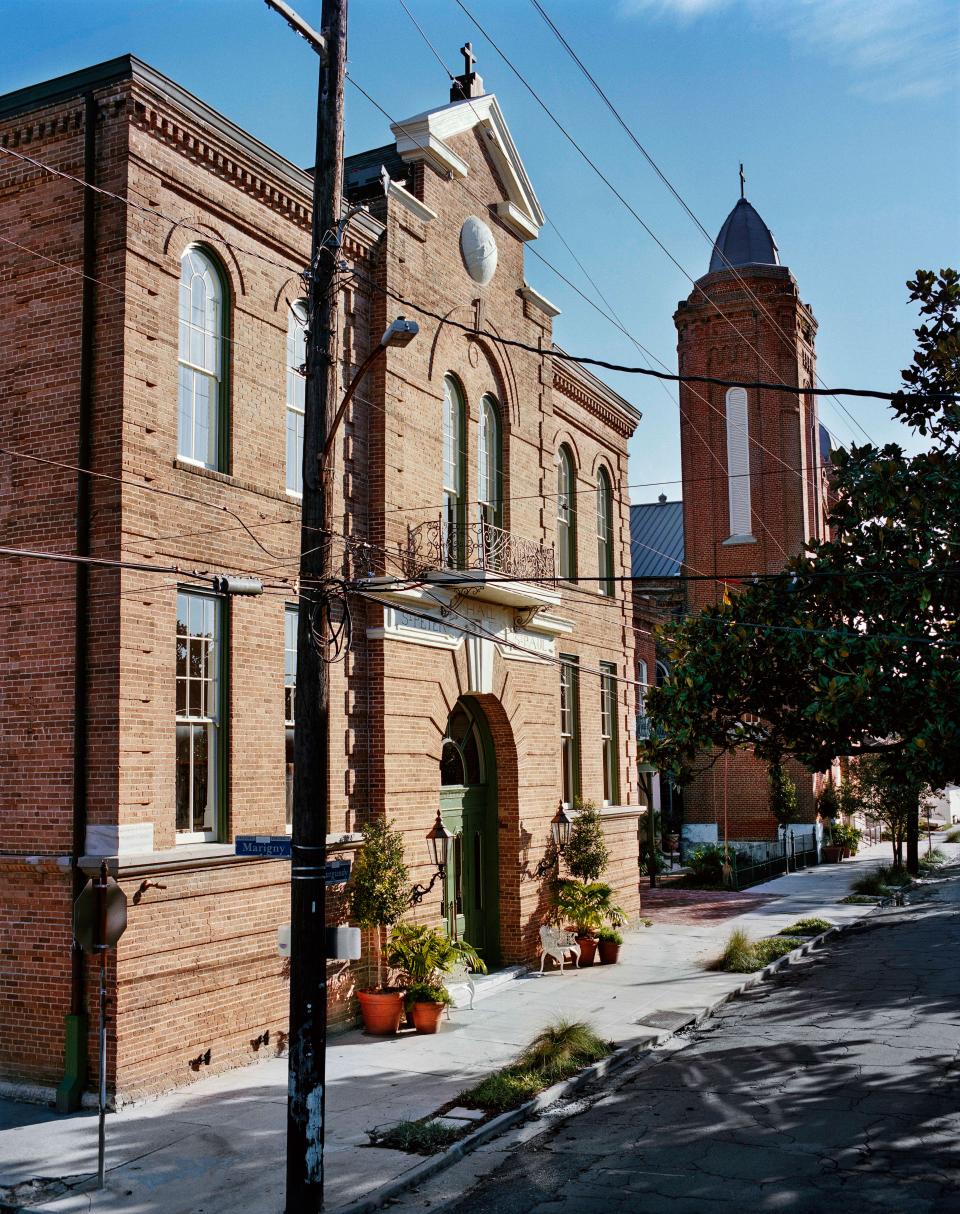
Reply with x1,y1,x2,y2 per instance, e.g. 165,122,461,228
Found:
357,989,404,1035
410,1000,445,1034
821,844,843,864
598,939,621,965
576,935,598,966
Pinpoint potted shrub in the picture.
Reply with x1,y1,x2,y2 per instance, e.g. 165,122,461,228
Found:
552,880,625,966
597,926,623,965
387,922,487,1033
821,824,843,864
404,980,452,1034
349,819,410,1035
832,822,862,859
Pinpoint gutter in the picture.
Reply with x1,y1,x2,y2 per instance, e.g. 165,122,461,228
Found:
56,89,98,1114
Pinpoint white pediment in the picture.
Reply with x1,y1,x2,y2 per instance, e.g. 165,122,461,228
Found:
390,94,545,241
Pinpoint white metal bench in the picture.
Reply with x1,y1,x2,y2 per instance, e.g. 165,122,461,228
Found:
538,925,581,974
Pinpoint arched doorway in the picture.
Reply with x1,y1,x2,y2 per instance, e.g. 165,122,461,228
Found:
439,699,500,966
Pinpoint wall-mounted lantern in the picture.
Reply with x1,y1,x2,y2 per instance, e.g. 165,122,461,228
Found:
409,810,453,905
527,804,574,880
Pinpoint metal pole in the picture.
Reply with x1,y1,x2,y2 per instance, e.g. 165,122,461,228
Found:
285,3,346,1211
96,861,108,1190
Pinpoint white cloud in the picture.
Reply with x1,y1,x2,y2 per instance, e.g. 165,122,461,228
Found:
620,0,959,101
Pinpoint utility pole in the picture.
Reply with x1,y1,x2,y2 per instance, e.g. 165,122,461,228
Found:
283,2,347,1210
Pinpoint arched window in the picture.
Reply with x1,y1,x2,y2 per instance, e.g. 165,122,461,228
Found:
596,465,614,595
556,444,577,580
285,300,307,496
478,395,502,531
637,658,649,712
439,703,484,786
178,246,227,469
725,387,752,539
442,375,466,567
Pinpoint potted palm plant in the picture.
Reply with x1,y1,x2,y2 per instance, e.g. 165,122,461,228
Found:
552,880,625,966
387,922,487,1034
349,820,410,1035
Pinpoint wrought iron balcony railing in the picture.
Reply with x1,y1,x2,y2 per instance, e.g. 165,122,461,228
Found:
406,517,555,582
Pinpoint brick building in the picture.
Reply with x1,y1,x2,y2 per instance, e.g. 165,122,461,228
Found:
632,193,833,847
0,56,642,1103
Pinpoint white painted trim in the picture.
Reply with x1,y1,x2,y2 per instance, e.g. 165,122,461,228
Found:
519,283,561,318
495,201,538,242
390,93,544,237
722,534,757,546
85,822,155,856
383,172,438,223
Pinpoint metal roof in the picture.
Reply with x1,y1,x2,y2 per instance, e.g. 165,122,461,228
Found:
630,499,684,578
709,198,780,273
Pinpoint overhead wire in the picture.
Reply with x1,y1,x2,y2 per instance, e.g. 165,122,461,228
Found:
526,0,874,446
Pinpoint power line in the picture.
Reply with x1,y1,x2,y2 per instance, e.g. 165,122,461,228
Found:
526,0,875,446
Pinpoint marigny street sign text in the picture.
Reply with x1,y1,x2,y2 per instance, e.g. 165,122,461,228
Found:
235,836,351,884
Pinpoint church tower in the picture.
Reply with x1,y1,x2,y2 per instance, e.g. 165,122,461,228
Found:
673,186,823,840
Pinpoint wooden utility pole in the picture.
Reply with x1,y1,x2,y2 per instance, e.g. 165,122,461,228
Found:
285,1,347,1210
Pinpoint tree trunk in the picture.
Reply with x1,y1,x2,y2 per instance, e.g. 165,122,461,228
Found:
906,792,920,876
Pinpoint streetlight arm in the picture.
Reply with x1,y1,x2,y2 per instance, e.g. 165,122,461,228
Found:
320,343,385,466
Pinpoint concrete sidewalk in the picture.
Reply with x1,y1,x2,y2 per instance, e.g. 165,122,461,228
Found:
1,839,950,1214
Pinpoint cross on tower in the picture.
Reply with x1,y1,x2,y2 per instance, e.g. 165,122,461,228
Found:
450,41,484,101
739,163,746,200
460,42,476,75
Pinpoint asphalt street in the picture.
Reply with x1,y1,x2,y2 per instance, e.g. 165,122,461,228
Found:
423,871,960,1214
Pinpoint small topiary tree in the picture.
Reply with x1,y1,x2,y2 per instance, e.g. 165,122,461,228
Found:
349,819,409,990
564,798,609,882
816,775,839,822
768,763,800,826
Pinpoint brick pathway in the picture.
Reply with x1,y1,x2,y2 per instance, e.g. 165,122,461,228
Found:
642,885,779,925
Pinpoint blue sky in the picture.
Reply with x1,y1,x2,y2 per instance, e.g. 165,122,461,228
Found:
3,0,957,499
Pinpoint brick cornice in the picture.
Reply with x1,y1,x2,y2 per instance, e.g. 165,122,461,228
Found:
552,369,635,439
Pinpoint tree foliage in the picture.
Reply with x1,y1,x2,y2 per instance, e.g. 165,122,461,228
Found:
642,270,960,793
564,798,609,882
768,763,800,825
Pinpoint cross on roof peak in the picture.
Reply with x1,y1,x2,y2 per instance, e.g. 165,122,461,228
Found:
739,163,746,200
460,42,476,76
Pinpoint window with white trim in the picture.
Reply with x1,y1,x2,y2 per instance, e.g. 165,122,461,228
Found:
284,605,298,828
178,247,225,469
725,387,752,538
557,445,577,579
176,590,222,839
559,655,580,806
596,465,614,595
600,661,619,805
442,375,466,566
286,301,307,496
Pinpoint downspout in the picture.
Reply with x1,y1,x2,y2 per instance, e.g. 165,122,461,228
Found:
56,90,98,1114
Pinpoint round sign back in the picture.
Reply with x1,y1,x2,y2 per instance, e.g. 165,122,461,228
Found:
460,216,498,286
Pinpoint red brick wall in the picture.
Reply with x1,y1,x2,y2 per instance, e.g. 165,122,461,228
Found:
0,69,641,1100
673,264,820,837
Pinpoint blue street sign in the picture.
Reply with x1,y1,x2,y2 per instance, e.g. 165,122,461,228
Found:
324,859,351,885
235,835,293,859
234,837,351,884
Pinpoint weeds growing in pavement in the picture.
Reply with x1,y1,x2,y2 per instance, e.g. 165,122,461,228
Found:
851,865,913,895
369,1118,466,1154
710,928,807,973
919,848,948,872
842,893,882,904
944,828,960,844
780,917,833,936
459,1019,612,1112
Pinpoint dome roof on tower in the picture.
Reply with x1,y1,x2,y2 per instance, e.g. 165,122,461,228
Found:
708,198,780,274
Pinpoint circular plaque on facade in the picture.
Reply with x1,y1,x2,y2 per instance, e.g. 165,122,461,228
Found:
460,216,498,286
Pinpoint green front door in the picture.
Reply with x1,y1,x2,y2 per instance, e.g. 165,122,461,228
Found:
438,701,500,968
440,786,492,954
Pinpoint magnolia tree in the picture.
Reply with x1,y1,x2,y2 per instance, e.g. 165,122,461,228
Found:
642,270,960,874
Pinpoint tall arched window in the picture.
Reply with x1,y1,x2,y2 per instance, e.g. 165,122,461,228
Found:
178,246,226,469
725,387,752,539
285,300,307,496
477,395,502,531
442,375,466,567
596,465,614,596
556,444,577,580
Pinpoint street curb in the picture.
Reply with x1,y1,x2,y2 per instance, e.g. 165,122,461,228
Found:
329,905,893,1214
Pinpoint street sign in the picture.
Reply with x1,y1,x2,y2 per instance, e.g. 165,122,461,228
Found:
74,873,127,953
234,837,350,884
236,835,293,859
324,859,351,885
